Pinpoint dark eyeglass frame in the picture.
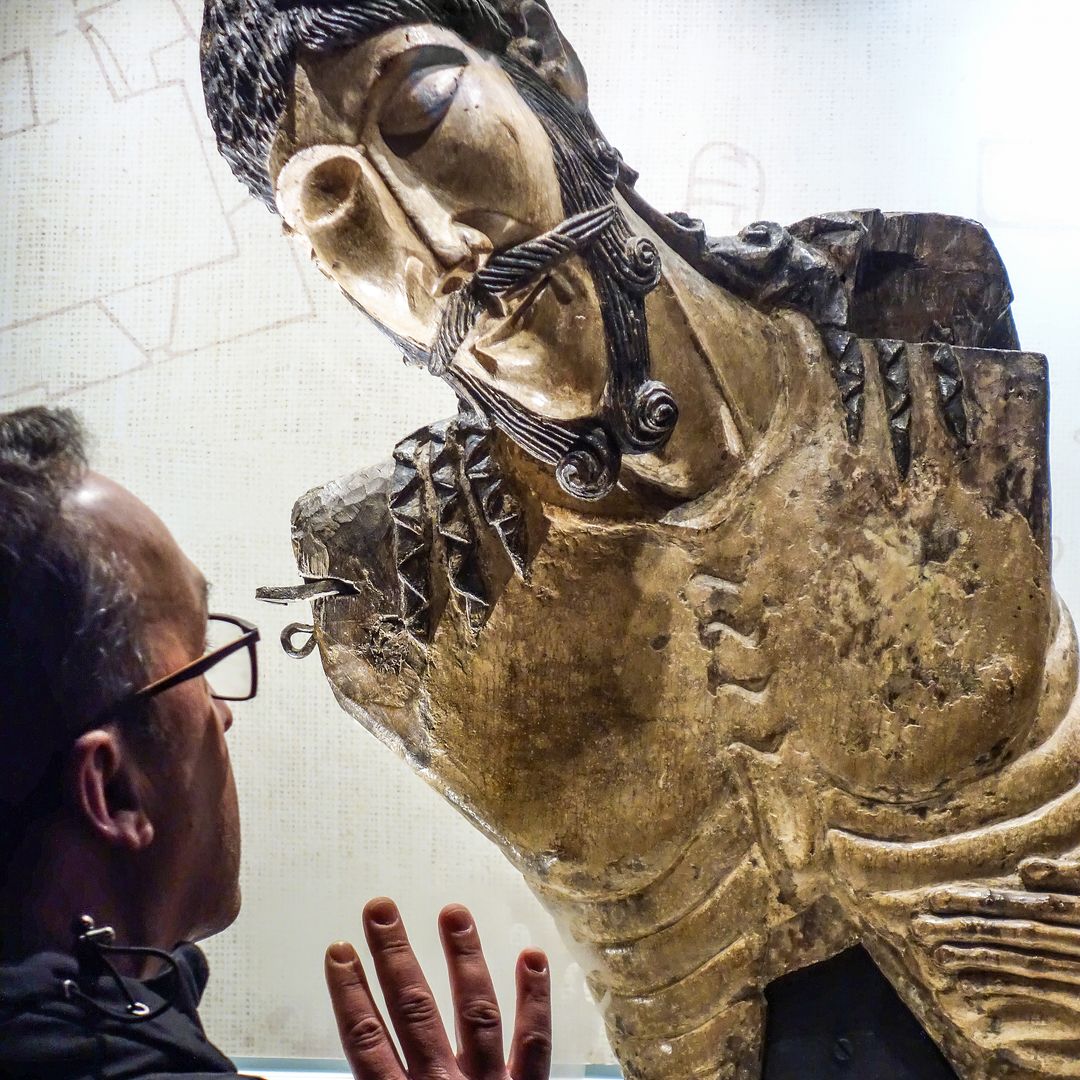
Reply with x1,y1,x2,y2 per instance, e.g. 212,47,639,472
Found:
93,613,260,726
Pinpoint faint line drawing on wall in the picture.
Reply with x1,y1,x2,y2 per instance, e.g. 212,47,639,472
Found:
1,0,318,405
685,142,766,235
0,50,42,140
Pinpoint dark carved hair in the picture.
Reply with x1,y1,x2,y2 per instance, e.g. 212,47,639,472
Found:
201,0,531,208
0,408,149,858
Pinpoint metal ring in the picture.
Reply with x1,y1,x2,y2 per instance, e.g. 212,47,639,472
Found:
281,623,317,659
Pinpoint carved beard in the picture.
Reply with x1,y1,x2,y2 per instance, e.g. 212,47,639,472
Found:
422,60,679,502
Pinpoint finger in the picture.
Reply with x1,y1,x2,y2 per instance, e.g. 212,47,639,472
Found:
957,976,1080,1017
927,887,1080,926
324,942,405,1080
933,944,1080,987
363,898,456,1075
508,949,551,1080
1020,858,1080,895
439,905,504,1077
913,914,1080,958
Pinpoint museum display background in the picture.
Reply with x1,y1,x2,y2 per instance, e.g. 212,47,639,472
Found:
2,0,1078,1068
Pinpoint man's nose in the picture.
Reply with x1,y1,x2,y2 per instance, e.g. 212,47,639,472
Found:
218,699,234,733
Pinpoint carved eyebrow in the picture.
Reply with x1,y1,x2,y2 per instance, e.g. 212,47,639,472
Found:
377,43,469,82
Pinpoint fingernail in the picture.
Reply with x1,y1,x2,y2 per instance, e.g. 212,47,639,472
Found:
328,941,356,965
443,907,473,935
366,898,399,927
523,949,548,974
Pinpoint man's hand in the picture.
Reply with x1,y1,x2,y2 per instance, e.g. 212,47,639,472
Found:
325,898,552,1080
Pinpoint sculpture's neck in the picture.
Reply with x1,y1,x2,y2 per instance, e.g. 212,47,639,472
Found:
617,197,788,502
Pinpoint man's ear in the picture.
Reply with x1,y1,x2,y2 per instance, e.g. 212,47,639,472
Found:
514,0,589,110
68,730,154,853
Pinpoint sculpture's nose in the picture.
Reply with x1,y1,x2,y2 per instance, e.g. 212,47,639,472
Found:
359,147,494,273
275,141,493,297
435,239,492,297
275,144,367,232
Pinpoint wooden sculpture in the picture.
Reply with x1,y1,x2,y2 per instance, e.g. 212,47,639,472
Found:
202,2,1080,1075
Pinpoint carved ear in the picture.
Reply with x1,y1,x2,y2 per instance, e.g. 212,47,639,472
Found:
275,144,365,232
516,0,589,110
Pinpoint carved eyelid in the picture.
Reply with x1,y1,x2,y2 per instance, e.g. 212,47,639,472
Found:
377,44,468,149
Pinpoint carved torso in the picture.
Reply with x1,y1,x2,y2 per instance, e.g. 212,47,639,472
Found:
291,293,1080,1079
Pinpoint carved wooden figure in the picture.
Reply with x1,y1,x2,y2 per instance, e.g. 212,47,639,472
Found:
202,3,1080,1076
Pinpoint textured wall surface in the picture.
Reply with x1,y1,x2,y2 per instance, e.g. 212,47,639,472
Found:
1,0,1077,1066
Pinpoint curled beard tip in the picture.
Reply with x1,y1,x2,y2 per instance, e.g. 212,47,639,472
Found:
592,137,622,183
626,380,680,453
555,431,621,502
620,234,663,295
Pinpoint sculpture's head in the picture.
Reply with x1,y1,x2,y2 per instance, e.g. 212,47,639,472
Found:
202,0,681,501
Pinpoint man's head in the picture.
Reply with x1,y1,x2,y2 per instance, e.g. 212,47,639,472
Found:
0,408,241,953
202,0,679,501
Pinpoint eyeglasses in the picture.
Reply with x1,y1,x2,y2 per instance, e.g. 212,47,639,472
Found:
94,614,260,725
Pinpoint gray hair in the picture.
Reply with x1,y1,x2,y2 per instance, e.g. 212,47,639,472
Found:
0,408,149,827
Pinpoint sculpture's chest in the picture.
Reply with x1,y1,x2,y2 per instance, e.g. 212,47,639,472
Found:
419,519,745,885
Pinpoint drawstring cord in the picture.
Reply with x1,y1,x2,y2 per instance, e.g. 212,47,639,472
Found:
60,915,179,1023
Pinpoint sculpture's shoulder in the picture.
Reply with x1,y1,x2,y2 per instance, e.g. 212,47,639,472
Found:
291,458,399,602
790,209,1019,350
624,185,1019,352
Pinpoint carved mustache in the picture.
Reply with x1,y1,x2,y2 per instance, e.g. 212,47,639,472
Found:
474,203,618,297
428,202,618,377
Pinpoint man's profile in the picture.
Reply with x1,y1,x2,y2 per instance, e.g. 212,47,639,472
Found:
0,406,552,1080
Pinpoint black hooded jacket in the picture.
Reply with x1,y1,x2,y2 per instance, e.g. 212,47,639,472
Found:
0,943,261,1080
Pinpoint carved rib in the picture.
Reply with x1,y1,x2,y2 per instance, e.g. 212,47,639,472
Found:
877,340,913,478
961,977,1080,1018
592,854,771,990
686,574,762,643
928,887,1080,928
913,913,1080,960
612,996,765,1080
933,342,970,446
532,788,754,928
707,663,772,698
599,932,764,1039
389,433,434,644
1021,858,1080,894
934,945,1080,988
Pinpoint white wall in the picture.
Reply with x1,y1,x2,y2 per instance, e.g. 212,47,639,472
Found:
2,0,1077,1068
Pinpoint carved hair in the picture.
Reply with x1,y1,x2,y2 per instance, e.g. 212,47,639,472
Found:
200,0,554,207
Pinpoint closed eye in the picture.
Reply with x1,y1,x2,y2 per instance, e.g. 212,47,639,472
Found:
378,45,467,158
